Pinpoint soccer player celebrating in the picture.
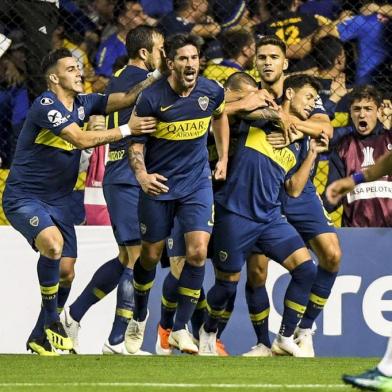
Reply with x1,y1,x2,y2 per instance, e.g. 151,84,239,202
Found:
240,36,340,357
199,74,321,356
125,33,230,354
325,152,392,391
2,48,157,355
61,26,165,355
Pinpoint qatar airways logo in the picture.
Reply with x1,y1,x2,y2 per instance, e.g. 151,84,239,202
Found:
361,146,375,168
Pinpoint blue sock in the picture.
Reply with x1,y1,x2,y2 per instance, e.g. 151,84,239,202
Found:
191,287,207,340
280,260,317,337
133,258,156,321
29,307,45,340
299,266,337,329
108,267,134,345
173,263,205,331
205,279,238,333
246,284,270,347
160,272,178,329
57,285,71,314
70,257,124,322
37,255,60,326
217,289,236,339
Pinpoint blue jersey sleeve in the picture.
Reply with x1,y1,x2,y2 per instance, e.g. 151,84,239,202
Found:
311,95,328,116
134,90,156,117
32,100,75,136
79,93,108,117
212,83,225,115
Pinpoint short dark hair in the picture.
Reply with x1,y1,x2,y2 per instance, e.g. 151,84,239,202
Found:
313,36,344,71
41,48,73,74
164,33,201,60
220,29,254,59
348,85,383,108
283,74,321,96
224,72,257,90
126,25,162,59
256,35,286,56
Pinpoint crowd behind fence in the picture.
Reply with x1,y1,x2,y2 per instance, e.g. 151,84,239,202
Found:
0,0,391,226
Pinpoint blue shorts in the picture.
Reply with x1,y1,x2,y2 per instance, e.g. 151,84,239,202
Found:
103,183,141,246
213,203,305,273
139,186,214,243
166,218,186,258
3,195,77,258
281,191,336,243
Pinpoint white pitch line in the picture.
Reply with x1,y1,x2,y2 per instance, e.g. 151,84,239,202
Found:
0,382,347,389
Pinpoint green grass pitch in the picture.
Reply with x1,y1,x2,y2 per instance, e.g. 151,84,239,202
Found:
0,355,377,391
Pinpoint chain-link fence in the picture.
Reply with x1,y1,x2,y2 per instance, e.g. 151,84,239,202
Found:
0,0,391,225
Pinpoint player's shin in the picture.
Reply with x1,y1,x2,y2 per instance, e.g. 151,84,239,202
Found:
108,267,134,345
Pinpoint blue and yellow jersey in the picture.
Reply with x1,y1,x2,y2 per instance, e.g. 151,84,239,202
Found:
103,65,149,187
216,118,303,223
134,76,225,200
6,90,108,202
203,59,260,85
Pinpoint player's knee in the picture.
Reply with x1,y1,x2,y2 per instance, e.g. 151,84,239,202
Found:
247,264,267,287
291,260,317,284
60,269,75,286
42,238,64,260
318,245,342,273
187,244,207,266
140,246,161,267
118,247,130,266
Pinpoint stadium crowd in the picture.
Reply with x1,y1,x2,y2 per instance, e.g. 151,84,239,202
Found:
1,0,392,390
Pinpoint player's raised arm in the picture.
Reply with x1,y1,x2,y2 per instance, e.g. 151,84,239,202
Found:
128,142,169,196
104,70,162,114
285,133,329,197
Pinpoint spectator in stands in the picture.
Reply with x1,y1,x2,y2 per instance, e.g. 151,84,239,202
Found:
299,0,342,20
212,0,255,32
254,0,333,72
314,3,390,85
94,0,153,91
0,0,59,98
323,85,392,227
0,36,29,167
89,0,117,42
0,33,11,59
203,29,256,84
157,0,220,39
141,0,173,19
52,25,96,93
304,36,351,128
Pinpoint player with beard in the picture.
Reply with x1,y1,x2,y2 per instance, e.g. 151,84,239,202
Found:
124,33,230,354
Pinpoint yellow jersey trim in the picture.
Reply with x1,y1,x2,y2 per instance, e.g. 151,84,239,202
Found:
245,127,297,173
35,129,76,151
153,117,211,140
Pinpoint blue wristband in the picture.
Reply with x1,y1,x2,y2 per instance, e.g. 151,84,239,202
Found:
351,171,365,185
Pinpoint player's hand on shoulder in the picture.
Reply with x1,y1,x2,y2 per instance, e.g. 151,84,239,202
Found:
129,109,157,135
87,115,106,132
137,172,169,196
213,158,228,181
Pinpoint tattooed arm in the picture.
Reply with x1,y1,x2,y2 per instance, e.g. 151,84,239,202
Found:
128,142,169,196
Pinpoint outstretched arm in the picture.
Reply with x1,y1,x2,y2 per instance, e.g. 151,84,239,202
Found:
105,71,161,114
326,150,392,205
